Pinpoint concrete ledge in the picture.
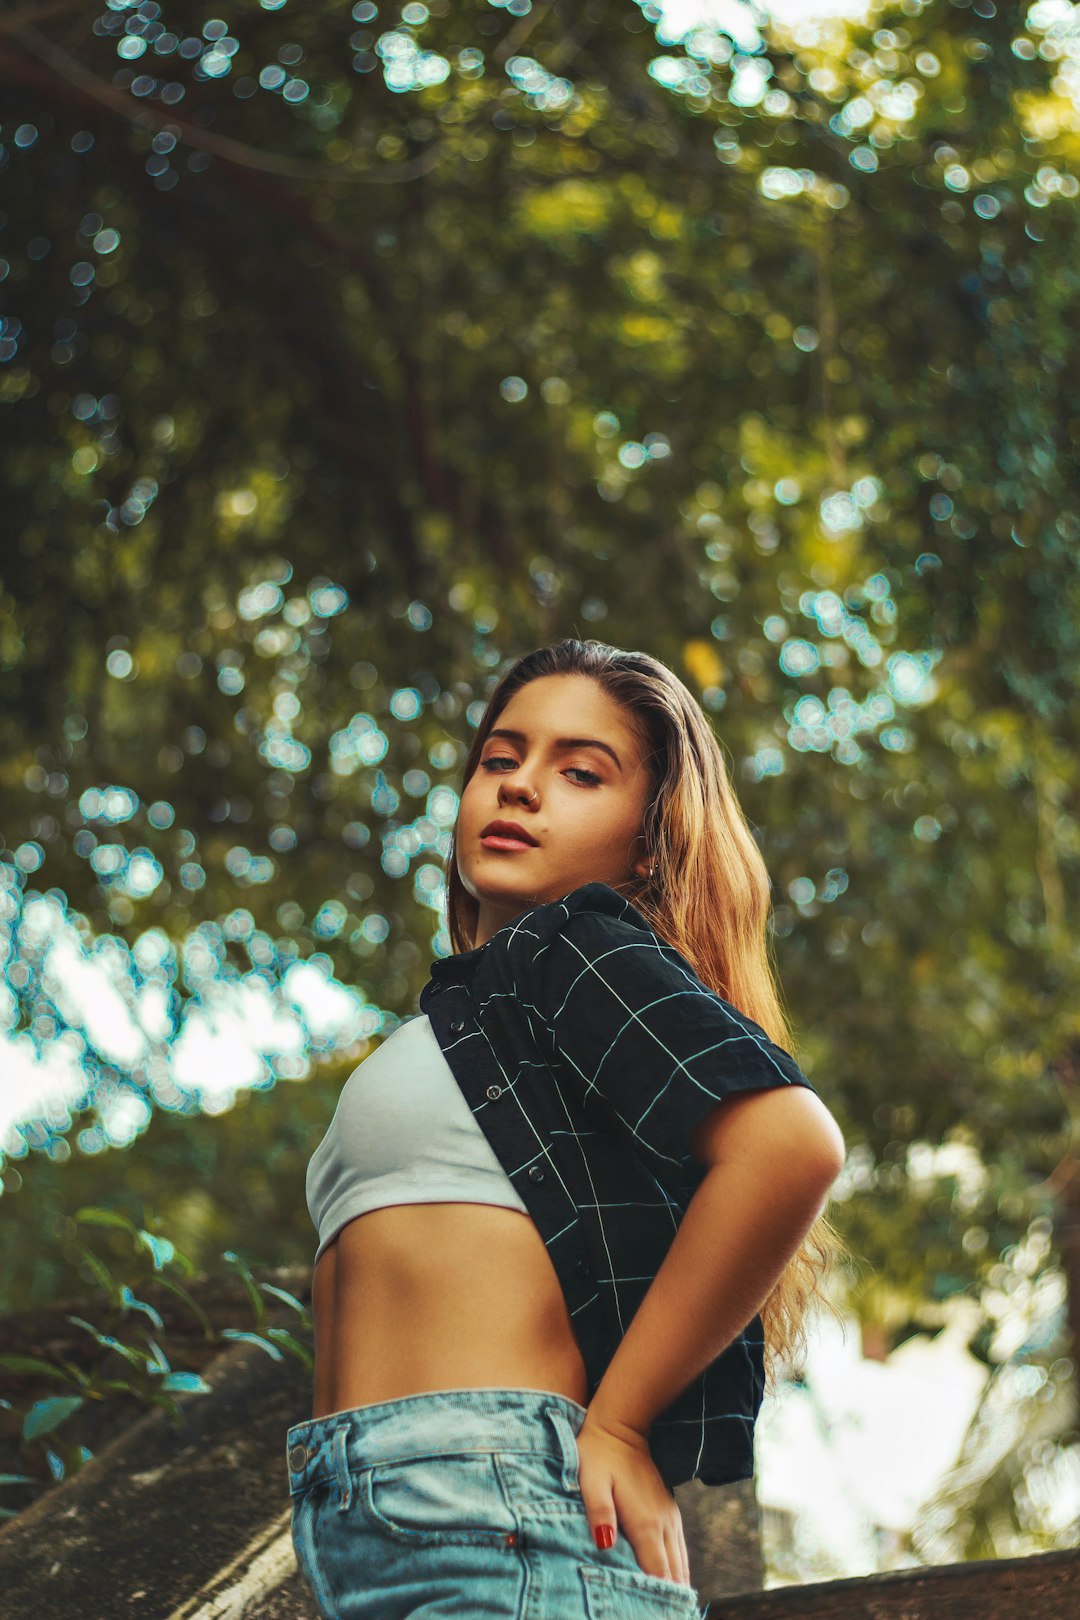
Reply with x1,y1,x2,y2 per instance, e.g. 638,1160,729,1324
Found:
704,1547,1080,1620
0,1339,316,1620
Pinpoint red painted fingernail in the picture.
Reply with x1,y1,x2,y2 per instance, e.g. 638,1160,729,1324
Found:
594,1525,615,1550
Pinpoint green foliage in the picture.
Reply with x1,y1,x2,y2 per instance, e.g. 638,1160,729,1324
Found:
0,0,1079,1559
0,1063,342,1309
0,1204,312,1521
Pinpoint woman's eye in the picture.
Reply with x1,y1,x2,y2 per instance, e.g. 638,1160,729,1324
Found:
479,756,600,786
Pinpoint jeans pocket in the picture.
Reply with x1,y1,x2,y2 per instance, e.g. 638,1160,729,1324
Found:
360,1452,519,1546
493,1445,583,1517
580,1560,702,1619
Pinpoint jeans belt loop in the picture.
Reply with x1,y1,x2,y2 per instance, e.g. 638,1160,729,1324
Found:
331,1424,352,1513
546,1404,580,1496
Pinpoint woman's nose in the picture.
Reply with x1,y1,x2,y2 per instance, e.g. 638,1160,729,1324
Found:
500,778,534,802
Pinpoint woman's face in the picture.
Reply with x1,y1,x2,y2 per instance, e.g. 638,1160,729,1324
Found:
456,673,654,948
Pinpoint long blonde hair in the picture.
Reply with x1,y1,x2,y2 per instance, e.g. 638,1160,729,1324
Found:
445,637,844,1382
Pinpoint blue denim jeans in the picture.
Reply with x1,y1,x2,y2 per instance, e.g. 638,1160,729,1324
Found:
285,1386,706,1619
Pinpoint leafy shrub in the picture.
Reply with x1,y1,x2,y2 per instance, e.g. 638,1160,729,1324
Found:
0,1206,312,1520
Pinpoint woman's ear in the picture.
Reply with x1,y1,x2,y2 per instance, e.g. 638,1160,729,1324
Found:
628,830,653,883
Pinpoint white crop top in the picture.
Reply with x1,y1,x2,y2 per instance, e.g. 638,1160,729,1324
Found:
305,1012,528,1266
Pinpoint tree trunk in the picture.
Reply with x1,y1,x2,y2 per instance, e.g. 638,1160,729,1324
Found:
678,1476,763,1598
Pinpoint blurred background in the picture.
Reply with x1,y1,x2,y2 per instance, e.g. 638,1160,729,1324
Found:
1,0,1078,1587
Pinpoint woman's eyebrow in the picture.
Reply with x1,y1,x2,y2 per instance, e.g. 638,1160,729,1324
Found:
487,727,623,772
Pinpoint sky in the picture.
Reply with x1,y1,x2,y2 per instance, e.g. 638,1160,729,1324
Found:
659,0,871,35
764,0,869,17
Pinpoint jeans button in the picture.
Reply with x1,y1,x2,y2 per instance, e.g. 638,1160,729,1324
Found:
288,1443,308,1471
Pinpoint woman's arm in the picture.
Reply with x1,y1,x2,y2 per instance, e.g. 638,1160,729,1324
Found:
575,1085,844,1584
587,1084,844,1438
512,898,845,1581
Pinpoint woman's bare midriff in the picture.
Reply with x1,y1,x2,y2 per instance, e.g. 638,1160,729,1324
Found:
310,1201,591,1419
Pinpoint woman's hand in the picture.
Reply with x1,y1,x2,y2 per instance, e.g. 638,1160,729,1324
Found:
575,1412,691,1586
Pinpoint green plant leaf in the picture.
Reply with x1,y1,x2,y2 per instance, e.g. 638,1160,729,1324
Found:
260,1283,310,1319
0,1356,76,1383
91,1378,145,1397
136,1230,176,1270
161,1237,197,1279
143,1337,171,1374
63,1315,100,1339
120,1286,164,1330
0,1474,37,1485
160,1371,211,1394
22,1396,85,1442
71,1243,121,1306
220,1328,284,1361
221,1251,266,1330
63,1316,149,1372
265,1327,313,1371
73,1207,139,1239
57,1361,92,1389
154,1275,214,1340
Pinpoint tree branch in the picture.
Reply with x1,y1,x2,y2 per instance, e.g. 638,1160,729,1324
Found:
5,22,446,184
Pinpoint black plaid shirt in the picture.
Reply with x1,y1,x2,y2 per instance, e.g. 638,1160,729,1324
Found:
418,880,817,1489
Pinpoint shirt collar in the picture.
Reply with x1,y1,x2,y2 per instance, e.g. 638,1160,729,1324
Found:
430,901,542,980
428,942,488,981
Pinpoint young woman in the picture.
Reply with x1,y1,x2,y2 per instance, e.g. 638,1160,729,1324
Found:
286,638,846,1619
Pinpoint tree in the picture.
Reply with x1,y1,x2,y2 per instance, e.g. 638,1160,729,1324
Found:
1,3,1079,1547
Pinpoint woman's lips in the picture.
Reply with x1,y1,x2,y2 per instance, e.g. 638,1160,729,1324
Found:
479,834,537,852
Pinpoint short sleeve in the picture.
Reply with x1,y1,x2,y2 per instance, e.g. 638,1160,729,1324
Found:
535,902,817,1186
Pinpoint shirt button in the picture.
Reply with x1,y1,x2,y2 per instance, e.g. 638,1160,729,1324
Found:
486,1084,502,1101
528,1166,545,1183
450,1018,465,1033
288,1443,309,1471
